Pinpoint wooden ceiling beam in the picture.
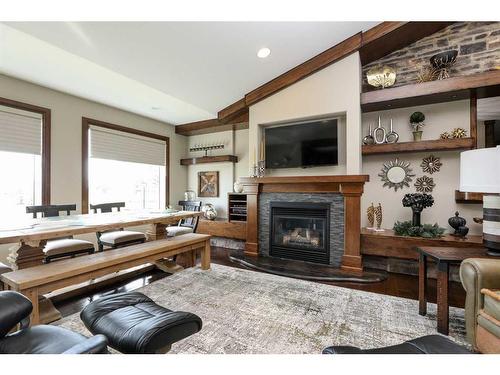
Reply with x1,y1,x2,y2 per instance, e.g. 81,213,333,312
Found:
218,98,247,122
244,32,363,106
175,110,249,136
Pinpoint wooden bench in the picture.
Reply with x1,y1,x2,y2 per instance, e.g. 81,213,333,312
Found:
0,233,211,325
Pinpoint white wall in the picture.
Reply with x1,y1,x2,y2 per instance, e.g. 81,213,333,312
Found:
249,52,362,175
0,74,188,263
186,128,249,218
362,100,483,234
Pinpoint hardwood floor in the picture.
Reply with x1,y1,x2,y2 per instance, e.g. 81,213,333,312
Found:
54,246,465,318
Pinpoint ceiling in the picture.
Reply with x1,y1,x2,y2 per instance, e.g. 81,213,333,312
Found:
0,22,378,125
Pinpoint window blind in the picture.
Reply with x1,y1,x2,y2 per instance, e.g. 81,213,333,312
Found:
0,106,42,155
89,126,166,166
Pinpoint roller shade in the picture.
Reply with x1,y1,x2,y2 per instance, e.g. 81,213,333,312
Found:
89,126,166,166
0,106,42,155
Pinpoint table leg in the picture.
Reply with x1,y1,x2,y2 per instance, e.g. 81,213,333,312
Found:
21,288,40,326
146,223,167,241
418,253,427,316
201,240,211,270
437,261,450,335
7,240,46,270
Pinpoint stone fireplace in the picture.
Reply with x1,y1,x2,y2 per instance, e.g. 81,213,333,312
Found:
240,175,368,271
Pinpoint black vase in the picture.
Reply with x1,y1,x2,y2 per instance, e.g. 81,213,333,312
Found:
412,209,422,227
448,211,466,235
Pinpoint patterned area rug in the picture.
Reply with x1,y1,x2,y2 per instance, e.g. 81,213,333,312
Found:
54,264,467,354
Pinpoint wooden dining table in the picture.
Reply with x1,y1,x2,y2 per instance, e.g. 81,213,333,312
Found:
0,209,203,270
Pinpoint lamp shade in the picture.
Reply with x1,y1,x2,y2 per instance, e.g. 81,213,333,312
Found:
460,146,500,193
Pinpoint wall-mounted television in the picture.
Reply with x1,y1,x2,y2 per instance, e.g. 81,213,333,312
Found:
265,118,338,169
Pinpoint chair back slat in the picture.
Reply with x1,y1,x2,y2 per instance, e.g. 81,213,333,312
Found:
177,200,202,231
90,202,126,213
26,204,77,218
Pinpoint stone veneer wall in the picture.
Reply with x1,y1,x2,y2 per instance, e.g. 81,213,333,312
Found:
362,22,500,91
258,193,344,266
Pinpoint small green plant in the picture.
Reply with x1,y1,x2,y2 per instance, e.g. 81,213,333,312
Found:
410,111,426,131
393,220,445,238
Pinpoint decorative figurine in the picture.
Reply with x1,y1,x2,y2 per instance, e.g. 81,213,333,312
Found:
414,176,435,193
233,180,243,193
362,123,375,145
366,203,375,230
421,155,442,174
440,131,451,139
410,111,426,141
452,127,467,139
402,193,434,227
374,203,384,231
448,211,469,237
430,50,458,80
373,116,387,144
385,119,399,143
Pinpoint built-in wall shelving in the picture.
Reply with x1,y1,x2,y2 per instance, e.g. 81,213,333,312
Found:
362,137,475,156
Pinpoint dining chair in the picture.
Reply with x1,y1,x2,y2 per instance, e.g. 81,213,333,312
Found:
89,202,146,252
25,204,95,263
166,201,202,237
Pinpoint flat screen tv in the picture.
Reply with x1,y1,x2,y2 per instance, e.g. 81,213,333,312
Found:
265,118,338,169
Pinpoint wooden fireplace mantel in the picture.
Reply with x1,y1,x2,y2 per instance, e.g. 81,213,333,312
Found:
239,175,370,272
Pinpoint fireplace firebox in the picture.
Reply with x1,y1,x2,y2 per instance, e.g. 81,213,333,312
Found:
269,202,330,264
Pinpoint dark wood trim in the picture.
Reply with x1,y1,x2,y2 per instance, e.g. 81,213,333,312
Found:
245,33,362,106
454,190,499,204
81,117,170,214
0,96,51,205
361,70,500,113
180,155,238,166
359,22,453,65
470,91,478,148
484,120,497,148
362,137,475,155
175,111,249,136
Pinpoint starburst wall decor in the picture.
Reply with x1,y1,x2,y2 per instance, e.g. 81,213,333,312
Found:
414,176,435,193
421,155,442,174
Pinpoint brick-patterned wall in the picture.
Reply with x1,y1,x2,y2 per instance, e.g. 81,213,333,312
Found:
362,22,500,92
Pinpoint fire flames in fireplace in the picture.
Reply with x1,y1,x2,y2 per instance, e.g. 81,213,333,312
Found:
282,227,321,248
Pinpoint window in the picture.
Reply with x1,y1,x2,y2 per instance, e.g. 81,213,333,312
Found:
84,119,168,212
0,101,49,220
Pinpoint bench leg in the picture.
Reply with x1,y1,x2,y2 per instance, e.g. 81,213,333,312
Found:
21,288,40,326
201,240,211,270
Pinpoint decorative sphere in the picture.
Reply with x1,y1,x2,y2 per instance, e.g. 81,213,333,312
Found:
233,181,243,193
201,203,217,220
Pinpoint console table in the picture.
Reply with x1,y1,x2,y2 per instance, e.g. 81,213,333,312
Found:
417,246,491,335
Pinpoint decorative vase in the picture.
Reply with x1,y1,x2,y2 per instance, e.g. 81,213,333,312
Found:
385,119,399,143
184,190,196,201
412,131,423,141
201,203,217,220
448,211,467,236
233,181,243,193
362,124,375,145
373,116,387,144
412,209,423,227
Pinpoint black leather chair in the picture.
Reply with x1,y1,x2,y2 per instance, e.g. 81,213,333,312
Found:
80,291,202,353
0,291,108,354
322,335,471,354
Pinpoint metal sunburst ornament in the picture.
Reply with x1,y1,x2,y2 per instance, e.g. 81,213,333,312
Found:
421,155,442,174
452,127,467,138
379,158,415,191
414,176,435,193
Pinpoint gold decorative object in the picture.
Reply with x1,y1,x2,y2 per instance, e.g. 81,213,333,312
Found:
416,66,438,83
440,131,451,139
414,175,435,193
451,127,467,138
379,158,415,191
421,155,442,174
366,65,396,89
366,203,375,229
374,203,384,231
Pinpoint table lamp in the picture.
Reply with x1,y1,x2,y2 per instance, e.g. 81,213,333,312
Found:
460,146,500,256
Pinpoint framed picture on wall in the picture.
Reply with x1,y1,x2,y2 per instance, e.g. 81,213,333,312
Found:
198,171,219,197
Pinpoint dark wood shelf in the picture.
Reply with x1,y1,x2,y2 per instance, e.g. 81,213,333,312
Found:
455,190,500,204
362,137,475,155
180,155,238,165
361,70,500,113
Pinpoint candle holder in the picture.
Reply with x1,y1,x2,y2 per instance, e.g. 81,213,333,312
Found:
257,160,265,178
250,164,258,178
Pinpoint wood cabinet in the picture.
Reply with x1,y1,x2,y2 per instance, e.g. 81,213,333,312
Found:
228,193,247,222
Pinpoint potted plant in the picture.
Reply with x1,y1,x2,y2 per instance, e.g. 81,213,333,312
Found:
410,111,425,141
402,193,434,227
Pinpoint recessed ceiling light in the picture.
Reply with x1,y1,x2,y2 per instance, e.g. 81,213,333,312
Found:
257,47,271,59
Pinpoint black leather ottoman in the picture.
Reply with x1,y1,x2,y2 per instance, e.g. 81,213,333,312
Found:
323,335,471,354
80,292,202,354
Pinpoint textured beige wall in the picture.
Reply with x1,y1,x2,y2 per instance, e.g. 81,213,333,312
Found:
362,100,483,234
0,74,188,263
248,52,362,175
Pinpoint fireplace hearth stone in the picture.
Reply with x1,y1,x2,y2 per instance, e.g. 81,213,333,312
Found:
259,193,344,266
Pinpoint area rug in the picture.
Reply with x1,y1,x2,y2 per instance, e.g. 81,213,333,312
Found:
54,264,467,354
